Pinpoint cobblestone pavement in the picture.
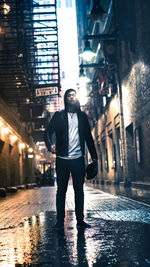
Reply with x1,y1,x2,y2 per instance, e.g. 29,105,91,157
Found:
89,182,150,206
0,184,150,266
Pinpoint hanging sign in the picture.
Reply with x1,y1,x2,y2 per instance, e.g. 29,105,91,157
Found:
35,87,58,97
97,69,108,95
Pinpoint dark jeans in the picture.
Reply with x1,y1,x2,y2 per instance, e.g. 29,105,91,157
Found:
56,156,85,223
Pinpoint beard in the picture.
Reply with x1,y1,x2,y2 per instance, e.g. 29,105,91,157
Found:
66,99,80,112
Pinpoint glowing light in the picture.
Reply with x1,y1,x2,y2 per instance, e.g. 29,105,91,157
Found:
19,143,25,149
1,127,9,138
11,135,18,143
1,128,5,139
79,75,90,85
38,146,43,150
28,147,33,153
4,127,9,134
36,155,40,160
111,97,119,112
77,90,88,106
3,3,11,15
18,53,23,58
0,26,5,34
26,98,30,104
28,154,34,158
32,215,36,225
80,50,96,62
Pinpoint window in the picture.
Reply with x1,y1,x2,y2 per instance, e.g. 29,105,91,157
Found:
105,148,109,172
102,96,107,107
98,143,103,172
100,152,103,172
119,138,123,167
66,0,72,8
135,126,142,164
57,0,61,8
112,144,117,171
62,71,65,79
44,1,50,8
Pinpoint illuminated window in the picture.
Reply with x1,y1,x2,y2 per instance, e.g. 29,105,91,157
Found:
57,0,61,8
103,96,107,107
105,148,109,172
62,71,65,78
135,126,142,164
44,1,50,8
66,0,72,8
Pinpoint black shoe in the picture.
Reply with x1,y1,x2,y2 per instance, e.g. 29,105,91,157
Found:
52,222,64,230
77,221,91,229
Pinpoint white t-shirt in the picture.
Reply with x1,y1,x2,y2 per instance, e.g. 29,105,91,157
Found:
59,112,82,160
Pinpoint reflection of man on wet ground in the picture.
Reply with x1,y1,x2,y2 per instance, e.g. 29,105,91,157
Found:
56,229,89,267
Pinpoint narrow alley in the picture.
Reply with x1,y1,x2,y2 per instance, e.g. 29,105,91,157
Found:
1,1,150,266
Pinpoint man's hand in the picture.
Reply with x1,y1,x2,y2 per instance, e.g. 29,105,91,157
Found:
50,144,56,154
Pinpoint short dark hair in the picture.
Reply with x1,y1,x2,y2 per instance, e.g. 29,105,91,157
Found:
64,88,76,98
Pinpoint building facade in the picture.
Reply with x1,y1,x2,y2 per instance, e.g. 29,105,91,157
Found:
0,0,60,188
75,0,150,185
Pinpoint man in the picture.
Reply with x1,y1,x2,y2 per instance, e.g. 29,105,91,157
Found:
44,89,97,230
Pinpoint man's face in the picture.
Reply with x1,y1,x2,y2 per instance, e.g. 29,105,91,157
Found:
66,91,77,105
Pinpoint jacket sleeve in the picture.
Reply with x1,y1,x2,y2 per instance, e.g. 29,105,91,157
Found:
43,112,58,152
84,112,98,160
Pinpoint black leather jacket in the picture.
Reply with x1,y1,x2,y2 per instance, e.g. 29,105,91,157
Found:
44,109,97,160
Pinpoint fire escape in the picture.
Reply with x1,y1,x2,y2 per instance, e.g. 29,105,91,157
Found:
0,0,60,142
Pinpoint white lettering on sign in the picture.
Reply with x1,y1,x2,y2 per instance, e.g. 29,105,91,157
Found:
35,87,58,96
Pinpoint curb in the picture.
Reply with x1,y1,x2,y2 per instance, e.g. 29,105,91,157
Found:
0,183,38,198
6,187,18,193
90,179,150,191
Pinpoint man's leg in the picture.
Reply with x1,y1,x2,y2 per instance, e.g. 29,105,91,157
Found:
56,157,70,225
70,157,85,223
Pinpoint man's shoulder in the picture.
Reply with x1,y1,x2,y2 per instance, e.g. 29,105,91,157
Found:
53,109,65,115
59,109,65,114
52,109,66,120
78,110,87,118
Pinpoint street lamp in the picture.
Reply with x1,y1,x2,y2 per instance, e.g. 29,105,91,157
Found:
0,3,11,15
88,0,108,21
78,1,118,107
80,34,116,64
80,40,96,62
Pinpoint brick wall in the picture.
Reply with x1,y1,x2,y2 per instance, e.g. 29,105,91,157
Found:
121,0,150,181
0,99,35,187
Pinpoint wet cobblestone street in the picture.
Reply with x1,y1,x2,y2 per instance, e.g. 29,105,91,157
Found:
0,184,150,266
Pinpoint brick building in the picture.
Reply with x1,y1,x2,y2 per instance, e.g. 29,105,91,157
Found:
0,98,35,187
76,0,150,185
0,0,60,188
